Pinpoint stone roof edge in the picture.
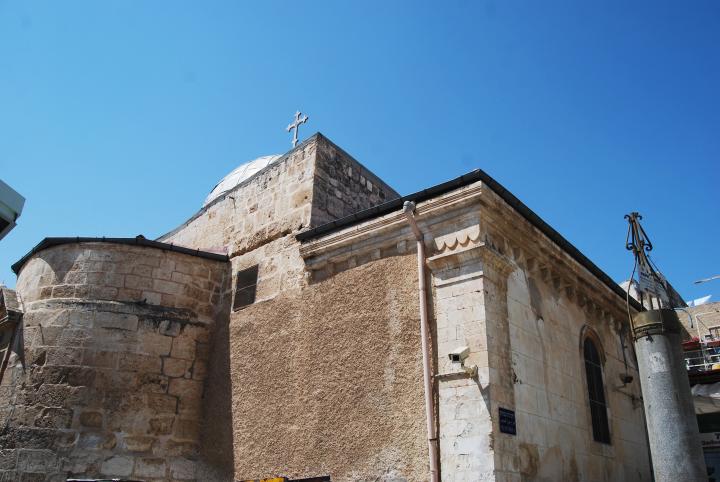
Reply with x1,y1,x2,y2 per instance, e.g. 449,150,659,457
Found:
11,236,229,275
298,168,643,312
314,134,400,199
156,133,321,242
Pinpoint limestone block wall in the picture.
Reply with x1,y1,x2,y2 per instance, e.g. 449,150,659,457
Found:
490,266,650,482
310,135,398,227
1,243,230,482
159,139,318,256
160,134,398,261
429,246,497,481
470,188,652,482
227,255,428,482
678,301,720,341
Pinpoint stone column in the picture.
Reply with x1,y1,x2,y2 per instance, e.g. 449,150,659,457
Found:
633,309,706,482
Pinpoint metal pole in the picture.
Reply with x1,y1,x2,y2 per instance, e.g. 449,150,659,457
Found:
633,309,707,482
402,201,440,482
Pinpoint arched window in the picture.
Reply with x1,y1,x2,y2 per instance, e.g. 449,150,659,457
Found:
584,337,611,444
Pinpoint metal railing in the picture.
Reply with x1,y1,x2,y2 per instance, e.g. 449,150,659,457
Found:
684,337,720,373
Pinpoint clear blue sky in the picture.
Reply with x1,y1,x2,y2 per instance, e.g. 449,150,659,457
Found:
1,1,718,303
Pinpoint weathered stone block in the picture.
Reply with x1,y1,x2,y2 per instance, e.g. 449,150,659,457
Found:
46,347,83,366
141,291,162,305
136,373,169,393
171,271,193,285
148,416,174,435
124,274,153,291
122,435,155,453
177,394,202,416
146,393,178,414
77,432,116,451
173,419,201,441
153,279,184,296
0,450,17,470
105,273,125,288
168,378,203,400
118,353,162,374
132,264,154,277
159,320,181,337
163,439,198,457
163,357,188,378
195,342,210,361
170,337,195,360
67,366,97,387
34,407,73,429
83,350,118,369
17,449,57,472
134,457,166,478
191,360,207,380
139,333,173,357
100,455,134,477
18,472,46,482
152,266,173,281
79,411,103,428
117,288,143,301
68,310,94,328
169,457,196,480
91,286,118,299
51,285,75,298
96,312,138,331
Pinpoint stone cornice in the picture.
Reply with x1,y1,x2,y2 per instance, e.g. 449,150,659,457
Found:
299,182,485,263
300,179,633,325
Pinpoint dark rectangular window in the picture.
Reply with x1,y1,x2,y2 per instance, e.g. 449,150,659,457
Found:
584,338,611,444
233,265,258,311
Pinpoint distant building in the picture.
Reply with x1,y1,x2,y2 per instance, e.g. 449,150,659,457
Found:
0,179,25,241
681,302,720,478
0,134,650,481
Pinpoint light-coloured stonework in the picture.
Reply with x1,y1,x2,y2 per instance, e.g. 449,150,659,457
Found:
1,243,230,481
1,133,650,481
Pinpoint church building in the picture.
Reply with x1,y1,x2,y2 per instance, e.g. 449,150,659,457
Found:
0,133,650,481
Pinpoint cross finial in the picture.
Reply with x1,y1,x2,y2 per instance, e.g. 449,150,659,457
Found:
286,110,309,148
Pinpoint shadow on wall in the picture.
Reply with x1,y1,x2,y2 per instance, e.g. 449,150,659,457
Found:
199,262,235,480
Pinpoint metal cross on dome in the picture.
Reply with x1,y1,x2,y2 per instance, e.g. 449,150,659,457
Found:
286,110,309,148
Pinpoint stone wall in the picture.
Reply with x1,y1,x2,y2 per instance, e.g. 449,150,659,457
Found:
429,245,498,481
476,188,651,482
160,134,398,259
158,140,318,257
228,255,428,482
492,267,649,481
1,243,230,481
310,135,398,227
299,179,652,482
678,301,720,341
159,133,398,304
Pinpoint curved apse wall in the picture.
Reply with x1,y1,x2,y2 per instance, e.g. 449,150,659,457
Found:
2,242,230,481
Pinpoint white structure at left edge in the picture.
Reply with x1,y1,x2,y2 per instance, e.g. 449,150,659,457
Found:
0,179,25,241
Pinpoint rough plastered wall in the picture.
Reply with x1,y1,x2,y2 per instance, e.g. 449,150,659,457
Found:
228,255,428,482
298,178,652,482
199,233,310,479
1,243,230,481
310,135,398,227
